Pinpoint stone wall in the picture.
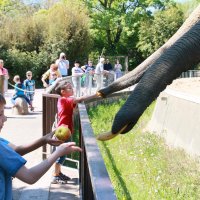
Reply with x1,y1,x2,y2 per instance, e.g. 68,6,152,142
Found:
147,88,200,156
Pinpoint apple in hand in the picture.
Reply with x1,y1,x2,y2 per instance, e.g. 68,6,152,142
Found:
54,124,71,141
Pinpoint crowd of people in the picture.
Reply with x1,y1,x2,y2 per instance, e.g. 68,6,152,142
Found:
0,53,124,112
41,53,123,96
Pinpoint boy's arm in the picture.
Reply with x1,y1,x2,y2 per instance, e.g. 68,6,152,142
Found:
13,84,18,95
74,93,99,104
10,131,63,156
57,71,62,77
41,74,49,88
15,142,81,184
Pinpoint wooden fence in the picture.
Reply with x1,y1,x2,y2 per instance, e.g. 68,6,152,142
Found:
42,93,120,199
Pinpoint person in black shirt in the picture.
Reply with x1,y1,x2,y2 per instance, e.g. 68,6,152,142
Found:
104,59,113,71
103,59,114,86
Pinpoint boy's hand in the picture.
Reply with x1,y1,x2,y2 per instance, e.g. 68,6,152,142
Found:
57,142,82,156
45,131,63,146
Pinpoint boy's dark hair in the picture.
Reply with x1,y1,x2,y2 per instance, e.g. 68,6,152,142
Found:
55,81,72,95
74,60,80,64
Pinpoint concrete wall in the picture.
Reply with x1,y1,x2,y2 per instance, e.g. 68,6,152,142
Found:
147,88,200,156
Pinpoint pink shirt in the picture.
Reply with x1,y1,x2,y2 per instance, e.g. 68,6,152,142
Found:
0,68,8,76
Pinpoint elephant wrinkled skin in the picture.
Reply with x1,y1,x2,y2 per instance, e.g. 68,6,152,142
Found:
96,6,200,141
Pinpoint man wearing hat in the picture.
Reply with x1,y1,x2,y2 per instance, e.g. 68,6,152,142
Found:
56,52,69,77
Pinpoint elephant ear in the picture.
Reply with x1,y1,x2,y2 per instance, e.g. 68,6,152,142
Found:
96,6,200,141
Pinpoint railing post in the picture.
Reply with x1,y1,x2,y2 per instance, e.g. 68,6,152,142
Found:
88,75,93,95
0,75,5,95
42,95,47,160
42,93,59,160
125,56,129,74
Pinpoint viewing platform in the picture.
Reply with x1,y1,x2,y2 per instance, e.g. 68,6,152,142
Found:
3,88,121,200
3,89,80,200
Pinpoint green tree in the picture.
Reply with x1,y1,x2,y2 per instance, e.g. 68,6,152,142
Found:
137,5,184,58
83,0,171,55
0,0,91,84
39,0,91,64
178,0,200,18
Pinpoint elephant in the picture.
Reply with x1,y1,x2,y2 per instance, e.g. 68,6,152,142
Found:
96,5,200,141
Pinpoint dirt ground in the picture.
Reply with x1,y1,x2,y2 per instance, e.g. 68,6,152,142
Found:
167,77,200,97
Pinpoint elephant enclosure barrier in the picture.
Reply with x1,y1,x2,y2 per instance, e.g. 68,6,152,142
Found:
148,85,200,157
42,91,130,199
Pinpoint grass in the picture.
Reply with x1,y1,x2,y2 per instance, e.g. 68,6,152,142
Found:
88,99,200,200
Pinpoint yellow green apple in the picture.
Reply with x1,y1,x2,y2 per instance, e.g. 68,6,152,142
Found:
54,124,71,141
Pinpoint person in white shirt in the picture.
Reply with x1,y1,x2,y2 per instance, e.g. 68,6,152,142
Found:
71,61,84,97
56,52,69,77
95,58,105,91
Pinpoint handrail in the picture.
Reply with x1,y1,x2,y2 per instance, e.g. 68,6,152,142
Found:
78,103,117,200
42,93,59,159
180,70,200,78
45,72,123,96
42,91,131,199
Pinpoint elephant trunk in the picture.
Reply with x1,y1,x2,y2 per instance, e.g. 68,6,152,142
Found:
111,21,200,135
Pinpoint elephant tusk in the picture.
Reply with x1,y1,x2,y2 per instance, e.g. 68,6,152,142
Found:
96,91,105,98
96,131,119,141
96,124,128,141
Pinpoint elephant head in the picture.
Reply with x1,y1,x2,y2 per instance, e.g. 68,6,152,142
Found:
96,6,200,141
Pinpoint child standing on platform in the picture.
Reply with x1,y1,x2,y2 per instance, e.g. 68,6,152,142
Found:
51,81,95,184
24,71,35,111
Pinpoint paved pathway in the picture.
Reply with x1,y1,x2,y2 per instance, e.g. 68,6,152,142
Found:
3,89,80,200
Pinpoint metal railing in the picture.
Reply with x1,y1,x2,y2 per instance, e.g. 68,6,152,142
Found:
180,70,200,78
46,71,125,97
42,92,122,199
42,93,60,159
0,75,8,96
78,103,117,200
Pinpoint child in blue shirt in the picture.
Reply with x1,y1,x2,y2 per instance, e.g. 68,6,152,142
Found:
0,93,81,200
11,75,34,111
24,71,35,111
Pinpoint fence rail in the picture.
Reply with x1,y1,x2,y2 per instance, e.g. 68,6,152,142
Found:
46,71,125,97
180,70,200,78
42,93,59,159
42,93,119,199
78,103,117,200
